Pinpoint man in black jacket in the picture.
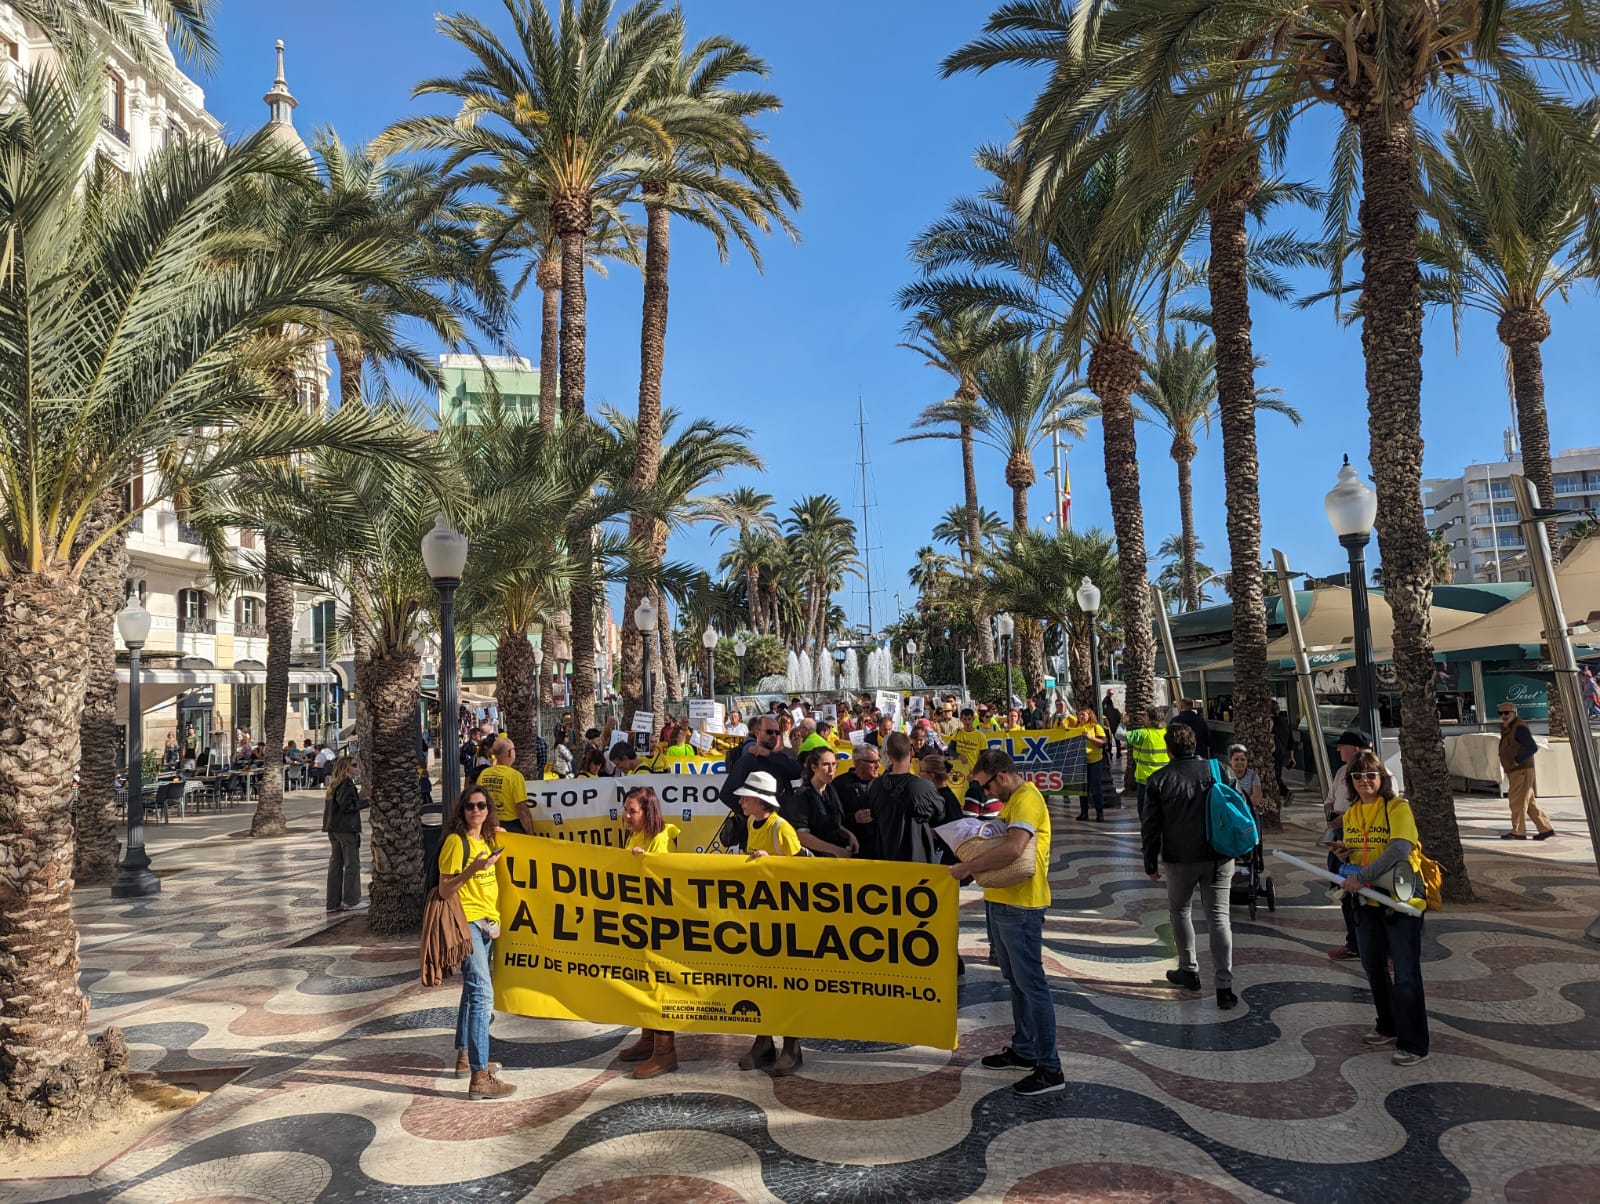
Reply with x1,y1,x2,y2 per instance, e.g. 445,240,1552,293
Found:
1171,698,1212,759
1141,722,1239,1009
869,732,946,862
834,743,881,858
723,715,804,850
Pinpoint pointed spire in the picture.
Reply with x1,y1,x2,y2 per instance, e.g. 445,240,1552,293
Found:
264,38,298,126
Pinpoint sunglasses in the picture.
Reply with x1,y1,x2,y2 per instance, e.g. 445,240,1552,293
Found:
972,775,992,792
463,801,490,811
1350,772,1381,781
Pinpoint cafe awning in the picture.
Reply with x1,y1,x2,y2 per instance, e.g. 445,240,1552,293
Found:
115,666,338,717
1430,537,1600,654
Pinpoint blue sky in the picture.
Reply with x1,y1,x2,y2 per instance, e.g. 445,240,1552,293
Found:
194,0,1599,629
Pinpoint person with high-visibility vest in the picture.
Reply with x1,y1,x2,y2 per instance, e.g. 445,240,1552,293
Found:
1126,706,1171,813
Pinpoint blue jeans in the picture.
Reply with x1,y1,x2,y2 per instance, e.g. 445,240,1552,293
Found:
1355,906,1429,1057
1078,759,1104,819
989,902,1059,1073
455,921,495,1071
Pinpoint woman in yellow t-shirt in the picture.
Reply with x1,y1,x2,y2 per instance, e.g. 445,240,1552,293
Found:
615,786,683,1079
1074,705,1108,822
436,785,514,1099
729,771,803,1075
1334,750,1430,1067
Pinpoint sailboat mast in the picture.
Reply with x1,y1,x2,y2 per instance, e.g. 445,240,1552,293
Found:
858,395,875,636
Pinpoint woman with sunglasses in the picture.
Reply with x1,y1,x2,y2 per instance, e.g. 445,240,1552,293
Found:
437,784,516,1099
1332,750,1430,1066
615,786,682,1078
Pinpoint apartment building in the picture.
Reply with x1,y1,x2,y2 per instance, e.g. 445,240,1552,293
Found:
1424,445,1600,584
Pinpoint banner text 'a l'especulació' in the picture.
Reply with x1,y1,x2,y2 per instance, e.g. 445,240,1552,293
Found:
492,834,960,1049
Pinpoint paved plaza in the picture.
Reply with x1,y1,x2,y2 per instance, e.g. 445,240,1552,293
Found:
5,781,1599,1203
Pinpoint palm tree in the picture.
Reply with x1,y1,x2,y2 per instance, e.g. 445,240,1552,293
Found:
710,486,779,633
0,69,431,1138
383,0,682,735
618,18,799,725
933,504,1009,563
903,145,1184,719
898,305,1023,663
944,0,1320,825
784,496,859,657
19,0,215,68
1419,101,1600,553
1155,533,1217,611
1137,326,1301,610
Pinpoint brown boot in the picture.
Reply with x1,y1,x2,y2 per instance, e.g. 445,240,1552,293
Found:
773,1038,803,1077
616,1029,655,1062
455,1049,501,1078
467,1067,516,1101
632,1031,678,1079
738,1035,775,1071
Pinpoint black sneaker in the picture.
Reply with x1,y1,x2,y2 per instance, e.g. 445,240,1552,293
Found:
1013,1067,1066,1096
980,1046,1035,1071
1533,830,1556,841
1165,969,1201,991
1216,988,1239,1010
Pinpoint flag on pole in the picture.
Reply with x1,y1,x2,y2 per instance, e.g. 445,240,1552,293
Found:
1061,458,1072,525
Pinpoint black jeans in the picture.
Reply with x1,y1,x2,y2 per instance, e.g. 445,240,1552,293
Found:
1328,850,1359,953
1355,905,1429,1056
326,832,361,909
1078,759,1105,819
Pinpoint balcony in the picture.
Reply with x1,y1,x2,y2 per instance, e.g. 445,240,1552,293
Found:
177,616,216,635
100,116,131,145
236,622,268,639
177,521,203,545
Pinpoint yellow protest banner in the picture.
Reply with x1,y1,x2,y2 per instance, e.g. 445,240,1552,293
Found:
492,835,960,1049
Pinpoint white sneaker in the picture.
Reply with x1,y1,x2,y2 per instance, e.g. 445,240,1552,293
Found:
1362,1030,1395,1047
1392,1050,1429,1067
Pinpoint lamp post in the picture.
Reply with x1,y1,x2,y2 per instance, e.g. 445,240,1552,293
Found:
733,636,746,694
533,645,544,750
1324,456,1383,746
905,638,918,688
996,612,1015,709
112,596,160,898
1076,576,1103,712
701,626,719,701
634,598,658,725
421,513,469,812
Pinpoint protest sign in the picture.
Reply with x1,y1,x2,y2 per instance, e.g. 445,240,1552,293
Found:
689,730,713,753
493,836,959,1048
631,710,655,735
523,772,733,851
687,699,725,725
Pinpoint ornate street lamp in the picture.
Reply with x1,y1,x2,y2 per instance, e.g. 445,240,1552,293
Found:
905,638,918,689
996,613,1015,709
112,595,159,898
533,644,544,749
421,513,469,811
733,636,747,694
1076,576,1103,712
701,626,719,701
635,598,658,723
1324,456,1383,746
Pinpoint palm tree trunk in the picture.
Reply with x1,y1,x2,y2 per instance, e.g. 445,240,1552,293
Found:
568,572,598,734
336,343,364,407
1357,106,1470,902
537,255,561,436
1090,335,1155,719
747,563,762,635
555,203,589,422
622,194,672,727
1203,149,1282,825
74,491,129,882
351,619,375,801
647,600,667,708
364,644,425,935
252,545,294,837
1176,451,1200,612
960,416,997,663
1068,613,1093,707
1010,483,1029,532
0,571,130,1138
496,626,537,759
1018,616,1047,698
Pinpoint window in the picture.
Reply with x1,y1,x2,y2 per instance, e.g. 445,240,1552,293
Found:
1554,475,1581,494
102,71,126,133
179,589,209,620
3,39,18,61
125,579,146,603
236,597,263,626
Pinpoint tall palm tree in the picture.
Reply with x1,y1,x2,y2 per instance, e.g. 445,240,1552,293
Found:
0,69,431,1138
1136,326,1300,610
1419,100,1600,552
897,305,1022,663
19,0,215,68
945,0,1319,824
933,503,1009,562
618,18,799,727
710,486,779,634
903,146,1180,717
784,496,859,657
382,0,682,734
1155,533,1217,611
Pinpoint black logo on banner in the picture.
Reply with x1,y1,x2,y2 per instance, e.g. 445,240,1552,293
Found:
729,999,762,1022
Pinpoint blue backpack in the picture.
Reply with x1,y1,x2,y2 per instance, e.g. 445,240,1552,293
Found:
1205,759,1259,859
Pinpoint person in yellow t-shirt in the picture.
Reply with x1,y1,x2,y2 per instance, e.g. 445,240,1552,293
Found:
729,770,804,1076
1334,750,1430,1066
949,749,1061,1097
476,738,532,833
948,709,991,778
435,785,514,1099
615,784,682,1079
1073,705,1108,822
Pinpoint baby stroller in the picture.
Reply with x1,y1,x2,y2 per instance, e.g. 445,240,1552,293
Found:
1229,829,1276,919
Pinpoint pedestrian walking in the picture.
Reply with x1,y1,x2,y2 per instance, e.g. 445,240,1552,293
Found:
477,738,532,833
436,784,515,1099
1333,750,1431,1066
1141,723,1239,1009
1498,704,1555,840
1270,700,1296,803
321,755,366,913
1074,705,1108,822
952,749,1063,1095
1126,707,1171,813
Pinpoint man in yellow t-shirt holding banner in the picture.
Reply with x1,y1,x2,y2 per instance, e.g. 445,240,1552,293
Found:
491,833,959,1049
949,748,1063,1097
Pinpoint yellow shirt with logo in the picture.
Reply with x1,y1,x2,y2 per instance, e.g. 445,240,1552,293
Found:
1075,722,1107,764
438,833,500,923
1342,795,1427,912
746,813,801,857
949,727,990,775
983,781,1052,910
476,763,528,824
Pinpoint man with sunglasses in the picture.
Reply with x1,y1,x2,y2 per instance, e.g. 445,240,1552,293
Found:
949,749,1062,1097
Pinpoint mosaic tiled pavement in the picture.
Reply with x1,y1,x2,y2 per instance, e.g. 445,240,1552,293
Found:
7,781,1600,1203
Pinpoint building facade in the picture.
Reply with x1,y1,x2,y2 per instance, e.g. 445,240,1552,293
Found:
439,354,544,428
1424,446,1600,584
